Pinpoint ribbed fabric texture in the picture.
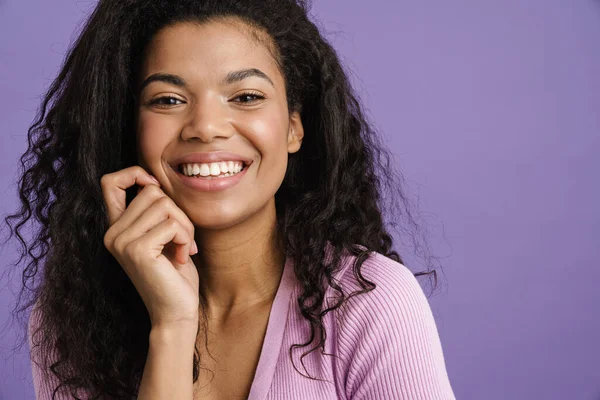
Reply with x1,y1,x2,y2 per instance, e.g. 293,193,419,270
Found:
29,250,456,399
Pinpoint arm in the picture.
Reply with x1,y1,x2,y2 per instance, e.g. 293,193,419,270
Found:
100,167,201,399
137,322,198,399
336,254,456,400
30,306,198,399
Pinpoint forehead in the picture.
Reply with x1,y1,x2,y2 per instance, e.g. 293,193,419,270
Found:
140,19,282,85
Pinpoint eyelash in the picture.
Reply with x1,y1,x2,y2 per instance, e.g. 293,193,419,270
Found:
232,91,266,104
147,91,266,107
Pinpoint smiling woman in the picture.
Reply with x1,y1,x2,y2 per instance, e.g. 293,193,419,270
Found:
135,20,303,230
5,0,455,399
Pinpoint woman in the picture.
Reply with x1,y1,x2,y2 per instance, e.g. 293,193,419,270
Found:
7,0,455,398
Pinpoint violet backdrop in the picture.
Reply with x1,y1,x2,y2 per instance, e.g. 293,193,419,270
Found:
1,1,599,399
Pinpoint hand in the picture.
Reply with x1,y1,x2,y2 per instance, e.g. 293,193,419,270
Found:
101,166,200,329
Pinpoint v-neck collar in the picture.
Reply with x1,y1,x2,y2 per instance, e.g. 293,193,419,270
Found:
246,255,296,400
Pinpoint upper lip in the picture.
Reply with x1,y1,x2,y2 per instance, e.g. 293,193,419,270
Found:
170,152,253,168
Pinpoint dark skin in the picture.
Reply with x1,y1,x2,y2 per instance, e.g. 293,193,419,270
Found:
103,18,304,399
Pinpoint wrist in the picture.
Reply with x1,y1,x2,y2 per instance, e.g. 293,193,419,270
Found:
150,312,199,332
139,320,197,399
150,321,198,346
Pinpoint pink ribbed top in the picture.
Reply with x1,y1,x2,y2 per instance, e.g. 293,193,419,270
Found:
30,250,455,399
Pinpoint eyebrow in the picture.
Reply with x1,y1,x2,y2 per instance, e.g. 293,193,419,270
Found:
223,68,274,87
139,68,274,93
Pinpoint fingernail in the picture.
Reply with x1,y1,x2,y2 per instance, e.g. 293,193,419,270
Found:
150,175,160,184
191,240,198,255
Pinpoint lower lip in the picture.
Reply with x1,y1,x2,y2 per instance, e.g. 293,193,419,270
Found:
173,165,249,192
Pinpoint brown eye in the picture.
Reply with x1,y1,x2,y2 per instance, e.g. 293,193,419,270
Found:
232,92,265,104
148,96,184,107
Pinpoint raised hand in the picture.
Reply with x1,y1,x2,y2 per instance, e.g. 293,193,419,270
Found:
101,166,200,329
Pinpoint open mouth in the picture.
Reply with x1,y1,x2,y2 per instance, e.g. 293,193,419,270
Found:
176,160,249,180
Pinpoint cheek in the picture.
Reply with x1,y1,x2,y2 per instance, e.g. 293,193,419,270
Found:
243,111,289,158
136,114,176,163
241,113,289,193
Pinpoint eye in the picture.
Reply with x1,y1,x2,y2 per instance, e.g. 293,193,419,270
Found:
148,96,185,107
231,91,266,105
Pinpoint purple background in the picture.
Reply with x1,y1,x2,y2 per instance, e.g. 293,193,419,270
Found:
1,1,599,399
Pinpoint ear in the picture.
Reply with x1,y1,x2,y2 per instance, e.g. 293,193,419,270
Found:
287,111,304,154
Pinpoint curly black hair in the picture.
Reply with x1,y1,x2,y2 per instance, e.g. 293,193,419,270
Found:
2,0,440,398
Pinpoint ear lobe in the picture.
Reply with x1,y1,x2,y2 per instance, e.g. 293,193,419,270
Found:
287,111,304,154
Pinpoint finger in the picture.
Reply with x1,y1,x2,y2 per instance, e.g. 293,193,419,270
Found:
101,166,160,226
113,195,196,259
108,184,168,241
119,219,191,289
136,218,194,266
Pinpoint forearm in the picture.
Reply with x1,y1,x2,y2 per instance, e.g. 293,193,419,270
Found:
138,323,198,399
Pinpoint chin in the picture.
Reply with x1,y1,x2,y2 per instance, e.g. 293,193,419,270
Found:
181,195,276,232
186,207,251,231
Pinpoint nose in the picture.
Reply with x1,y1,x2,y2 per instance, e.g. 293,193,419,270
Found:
180,96,234,142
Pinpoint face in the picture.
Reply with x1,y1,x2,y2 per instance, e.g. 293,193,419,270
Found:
136,19,303,231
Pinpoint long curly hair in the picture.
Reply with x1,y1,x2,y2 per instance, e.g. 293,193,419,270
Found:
2,0,439,398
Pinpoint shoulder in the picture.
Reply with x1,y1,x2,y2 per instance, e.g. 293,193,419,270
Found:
28,300,44,359
332,249,429,316
328,248,438,347
28,301,95,399
329,250,455,399
28,300,57,399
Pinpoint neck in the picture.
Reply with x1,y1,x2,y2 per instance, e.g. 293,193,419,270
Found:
191,199,285,321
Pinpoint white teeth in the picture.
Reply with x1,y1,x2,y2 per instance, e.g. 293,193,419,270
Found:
180,161,245,177
199,164,210,177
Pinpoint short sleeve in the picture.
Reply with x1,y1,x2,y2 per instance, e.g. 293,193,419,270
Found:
334,253,456,400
